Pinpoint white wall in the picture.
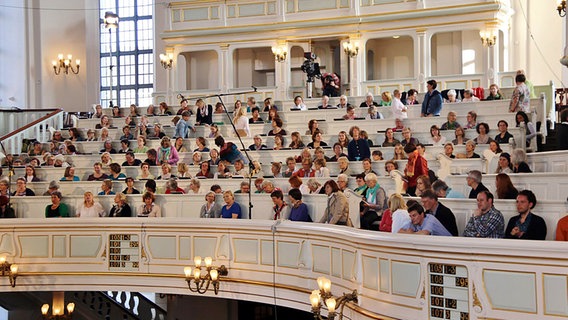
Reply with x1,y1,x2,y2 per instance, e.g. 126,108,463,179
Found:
0,0,99,112
0,0,27,108
510,0,564,86
188,50,219,90
366,36,414,80
432,31,462,76
38,0,89,112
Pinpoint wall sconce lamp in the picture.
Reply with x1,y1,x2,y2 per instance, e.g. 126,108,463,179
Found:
480,30,497,47
271,46,288,62
159,53,173,69
343,41,359,58
310,276,358,320
52,54,80,75
0,256,18,287
41,302,74,319
184,256,228,295
558,0,567,16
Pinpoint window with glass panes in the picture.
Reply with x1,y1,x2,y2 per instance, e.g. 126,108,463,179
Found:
99,0,153,108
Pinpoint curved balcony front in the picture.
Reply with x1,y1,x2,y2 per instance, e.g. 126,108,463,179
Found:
0,219,567,319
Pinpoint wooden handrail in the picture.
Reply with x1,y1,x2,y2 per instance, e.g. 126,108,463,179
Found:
0,107,61,113
0,108,64,141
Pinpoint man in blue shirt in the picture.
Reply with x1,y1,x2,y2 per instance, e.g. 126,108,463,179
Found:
398,203,452,236
173,111,195,138
421,79,443,117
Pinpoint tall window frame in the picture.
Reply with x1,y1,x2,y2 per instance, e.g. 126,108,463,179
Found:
99,0,154,108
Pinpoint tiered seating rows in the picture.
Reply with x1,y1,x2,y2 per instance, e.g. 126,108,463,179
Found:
13,171,568,202
90,96,543,120
74,113,520,143
7,193,565,240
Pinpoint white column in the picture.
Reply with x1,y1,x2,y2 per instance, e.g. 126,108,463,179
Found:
416,28,429,92
487,33,500,86
164,48,174,105
346,36,363,97
339,39,350,95
273,42,289,100
220,44,231,92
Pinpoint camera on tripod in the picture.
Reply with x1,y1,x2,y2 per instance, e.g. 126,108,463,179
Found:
300,52,321,81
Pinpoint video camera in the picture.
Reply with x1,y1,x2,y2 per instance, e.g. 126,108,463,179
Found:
300,52,321,81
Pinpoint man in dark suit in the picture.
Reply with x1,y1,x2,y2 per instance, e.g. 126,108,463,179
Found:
421,189,458,236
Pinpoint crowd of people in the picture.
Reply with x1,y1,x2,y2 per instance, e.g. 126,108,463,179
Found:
2,77,567,241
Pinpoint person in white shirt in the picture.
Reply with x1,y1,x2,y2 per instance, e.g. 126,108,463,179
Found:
233,106,250,137
77,191,105,217
336,95,352,109
461,89,480,103
314,158,330,177
291,96,307,111
391,90,408,119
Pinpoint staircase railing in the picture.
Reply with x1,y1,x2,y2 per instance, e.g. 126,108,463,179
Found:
71,291,167,320
104,291,167,320
0,109,64,154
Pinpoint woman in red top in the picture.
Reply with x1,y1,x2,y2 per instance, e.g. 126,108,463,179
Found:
403,143,428,196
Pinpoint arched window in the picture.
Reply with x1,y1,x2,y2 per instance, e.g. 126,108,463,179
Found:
99,0,153,108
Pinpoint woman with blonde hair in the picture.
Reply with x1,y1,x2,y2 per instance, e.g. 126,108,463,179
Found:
77,191,105,218
306,178,322,194
380,91,392,106
177,162,192,178
233,106,250,137
157,163,175,180
379,193,410,233
314,158,330,178
98,127,110,142
100,152,113,167
109,193,132,217
392,143,407,160
221,190,241,219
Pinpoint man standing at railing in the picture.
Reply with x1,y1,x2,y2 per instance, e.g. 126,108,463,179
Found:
421,80,442,117
463,191,505,238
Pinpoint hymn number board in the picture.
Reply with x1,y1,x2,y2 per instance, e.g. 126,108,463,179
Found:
428,263,469,320
109,234,140,271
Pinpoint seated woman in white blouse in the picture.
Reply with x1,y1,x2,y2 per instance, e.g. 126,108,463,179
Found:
77,191,105,217
427,125,446,146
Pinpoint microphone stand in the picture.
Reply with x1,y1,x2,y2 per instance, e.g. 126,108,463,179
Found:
192,87,258,220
